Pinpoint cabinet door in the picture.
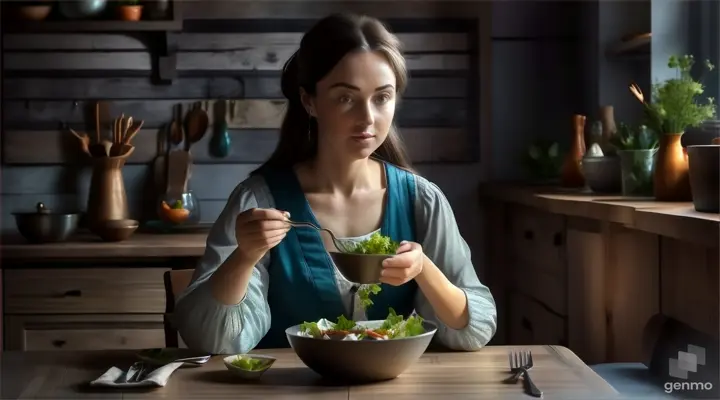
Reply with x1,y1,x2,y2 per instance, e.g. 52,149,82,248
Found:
508,291,567,346
566,217,607,364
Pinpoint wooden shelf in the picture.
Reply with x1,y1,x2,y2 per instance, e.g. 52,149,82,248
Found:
606,33,651,58
4,19,182,33
2,2,183,85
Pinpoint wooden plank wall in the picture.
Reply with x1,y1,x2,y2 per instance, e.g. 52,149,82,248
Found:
1,4,481,231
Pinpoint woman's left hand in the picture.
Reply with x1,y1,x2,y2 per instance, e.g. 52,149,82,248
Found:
380,241,425,286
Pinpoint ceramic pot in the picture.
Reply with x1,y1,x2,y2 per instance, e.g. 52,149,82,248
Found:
618,149,657,197
117,5,143,21
654,133,691,201
687,145,720,213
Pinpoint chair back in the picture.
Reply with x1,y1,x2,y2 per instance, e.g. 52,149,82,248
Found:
163,269,195,347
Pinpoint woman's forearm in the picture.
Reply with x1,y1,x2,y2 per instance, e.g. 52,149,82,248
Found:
414,254,470,330
209,250,262,305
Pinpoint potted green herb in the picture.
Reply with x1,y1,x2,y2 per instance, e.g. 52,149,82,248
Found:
629,55,717,200
521,140,562,184
609,123,659,196
117,0,143,21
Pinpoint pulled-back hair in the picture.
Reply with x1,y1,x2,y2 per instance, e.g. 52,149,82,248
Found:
252,13,413,174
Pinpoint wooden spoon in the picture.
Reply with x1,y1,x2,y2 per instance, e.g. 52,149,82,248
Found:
69,128,91,156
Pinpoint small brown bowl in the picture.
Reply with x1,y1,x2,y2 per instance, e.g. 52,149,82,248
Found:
329,252,390,284
93,219,139,242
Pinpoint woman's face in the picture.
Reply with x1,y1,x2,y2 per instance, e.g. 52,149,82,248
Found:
302,50,398,160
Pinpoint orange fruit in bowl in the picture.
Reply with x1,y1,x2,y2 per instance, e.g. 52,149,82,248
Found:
160,200,190,224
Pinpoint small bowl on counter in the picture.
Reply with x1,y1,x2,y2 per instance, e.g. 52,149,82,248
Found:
93,219,139,242
223,354,276,379
13,202,81,244
581,155,622,194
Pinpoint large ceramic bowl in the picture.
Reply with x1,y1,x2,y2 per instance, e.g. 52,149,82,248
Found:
285,319,437,383
329,251,389,284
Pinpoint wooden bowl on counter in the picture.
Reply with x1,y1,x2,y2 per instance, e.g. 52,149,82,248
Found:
93,219,139,242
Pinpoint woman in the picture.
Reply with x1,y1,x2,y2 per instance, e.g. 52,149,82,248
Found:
174,13,497,354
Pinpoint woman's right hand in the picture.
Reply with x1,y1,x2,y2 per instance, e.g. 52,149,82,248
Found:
234,208,291,262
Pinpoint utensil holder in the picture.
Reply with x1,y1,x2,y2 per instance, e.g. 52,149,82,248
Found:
86,155,131,232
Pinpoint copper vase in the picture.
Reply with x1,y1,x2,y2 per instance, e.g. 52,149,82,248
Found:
653,133,691,201
86,155,131,231
561,114,587,188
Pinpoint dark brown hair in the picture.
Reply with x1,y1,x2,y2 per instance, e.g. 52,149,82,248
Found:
252,13,414,174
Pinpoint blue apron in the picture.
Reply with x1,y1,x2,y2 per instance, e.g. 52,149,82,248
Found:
255,162,418,349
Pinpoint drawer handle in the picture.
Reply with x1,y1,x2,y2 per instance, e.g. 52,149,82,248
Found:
52,340,66,348
553,233,563,246
523,230,534,240
522,317,533,332
62,290,82,297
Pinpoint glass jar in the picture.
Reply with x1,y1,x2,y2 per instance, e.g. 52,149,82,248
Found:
157,191,201,225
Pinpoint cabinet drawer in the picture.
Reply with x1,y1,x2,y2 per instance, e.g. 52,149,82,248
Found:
508,291,567,346
509,206,566,275
4,268,169,314
5,315,165,351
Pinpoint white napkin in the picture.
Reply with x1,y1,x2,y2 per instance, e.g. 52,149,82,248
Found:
89,361,184,388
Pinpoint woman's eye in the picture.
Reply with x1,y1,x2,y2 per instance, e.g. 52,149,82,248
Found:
339,96,352,104
375,94,391,104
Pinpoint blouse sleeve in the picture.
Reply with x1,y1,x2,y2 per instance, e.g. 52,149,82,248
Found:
173,181,272,354
412,176,498,351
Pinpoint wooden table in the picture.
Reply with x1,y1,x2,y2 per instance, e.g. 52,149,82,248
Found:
1,346,620,399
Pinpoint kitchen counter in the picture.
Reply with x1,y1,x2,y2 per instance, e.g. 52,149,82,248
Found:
479,183,719,248
1,232,210,260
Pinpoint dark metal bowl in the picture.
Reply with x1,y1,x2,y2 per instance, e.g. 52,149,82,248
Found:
329,251,390,284
285,320,437,383
12,202,80,243
582,156,622,194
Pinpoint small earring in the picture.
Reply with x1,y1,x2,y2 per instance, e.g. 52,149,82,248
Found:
307,117,313,141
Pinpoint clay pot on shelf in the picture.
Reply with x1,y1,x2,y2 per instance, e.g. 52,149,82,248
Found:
117,2,143,21
654,133,692,201
16,4,52,21
687,142,720,213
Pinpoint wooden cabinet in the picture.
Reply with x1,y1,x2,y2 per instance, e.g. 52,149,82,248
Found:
482,185,719,365
3,267,170,351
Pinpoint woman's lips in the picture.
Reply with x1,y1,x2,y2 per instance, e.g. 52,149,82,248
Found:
351,132,375,139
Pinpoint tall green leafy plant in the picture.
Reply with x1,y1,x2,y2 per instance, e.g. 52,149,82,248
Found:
629,55,717,135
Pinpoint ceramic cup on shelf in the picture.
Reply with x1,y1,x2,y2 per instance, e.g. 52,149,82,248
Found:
687,144,720,213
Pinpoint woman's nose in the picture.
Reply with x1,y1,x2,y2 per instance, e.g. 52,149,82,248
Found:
356,102,375,126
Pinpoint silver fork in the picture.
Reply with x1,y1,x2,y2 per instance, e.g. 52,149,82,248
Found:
286,220,355,253
508,349,543,398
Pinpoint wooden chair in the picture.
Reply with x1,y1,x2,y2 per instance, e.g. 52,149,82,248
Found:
163,269,195,348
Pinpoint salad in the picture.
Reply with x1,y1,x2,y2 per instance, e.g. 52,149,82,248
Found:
298,308,426,341
229,355,272,371
347,231,400,255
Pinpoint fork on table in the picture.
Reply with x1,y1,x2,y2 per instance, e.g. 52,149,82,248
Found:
507,349,543,398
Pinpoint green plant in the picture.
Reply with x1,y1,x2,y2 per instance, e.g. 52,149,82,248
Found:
522,140,562,181
609,123,659,151
629,55,717,135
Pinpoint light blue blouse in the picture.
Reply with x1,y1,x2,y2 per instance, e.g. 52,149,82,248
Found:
173,172,497,354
